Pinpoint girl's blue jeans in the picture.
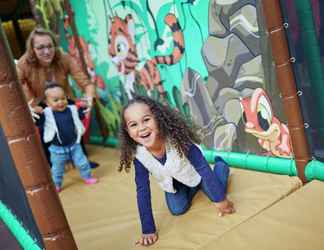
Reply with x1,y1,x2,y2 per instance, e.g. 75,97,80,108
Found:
49,143,92,187
165,158,229,215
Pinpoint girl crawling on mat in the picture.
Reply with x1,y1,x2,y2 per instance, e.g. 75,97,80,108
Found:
119,96,235,246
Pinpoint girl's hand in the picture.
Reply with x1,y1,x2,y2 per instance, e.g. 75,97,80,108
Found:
216,199,235,217
135,232,158,246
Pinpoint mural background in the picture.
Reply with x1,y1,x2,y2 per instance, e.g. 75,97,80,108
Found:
41,0,292,158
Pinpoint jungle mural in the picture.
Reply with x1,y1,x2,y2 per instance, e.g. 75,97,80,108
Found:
108,13,185,100
31,0,64,33
37,0,292,158
241,88,292,158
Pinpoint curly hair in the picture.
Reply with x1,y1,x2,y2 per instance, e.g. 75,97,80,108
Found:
119,95,201,172
25,27,62,65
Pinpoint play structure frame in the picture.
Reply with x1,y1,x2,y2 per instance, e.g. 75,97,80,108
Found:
1,0,324,249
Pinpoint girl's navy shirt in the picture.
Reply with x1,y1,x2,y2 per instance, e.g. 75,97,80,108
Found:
134,144,226,234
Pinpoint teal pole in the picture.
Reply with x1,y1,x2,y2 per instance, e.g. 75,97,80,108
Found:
203,149,297,176
294,0,324,136
304,159,324,181
204,148,324,181
0,202,42,250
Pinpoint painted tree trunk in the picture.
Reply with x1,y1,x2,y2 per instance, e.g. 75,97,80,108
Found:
28,0,45,27
262,0,310,183
63,0,88,75
63,0,110,140
0,21,78,250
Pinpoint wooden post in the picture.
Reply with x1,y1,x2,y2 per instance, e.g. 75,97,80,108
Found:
262,0,310,183
0,21,78,250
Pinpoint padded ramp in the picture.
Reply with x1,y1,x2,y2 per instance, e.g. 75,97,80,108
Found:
60,146,301,250
202,180,324,250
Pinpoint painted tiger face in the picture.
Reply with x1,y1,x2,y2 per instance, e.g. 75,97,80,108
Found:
108,15,136,73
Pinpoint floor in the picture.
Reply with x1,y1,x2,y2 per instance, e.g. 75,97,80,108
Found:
58,145,303,250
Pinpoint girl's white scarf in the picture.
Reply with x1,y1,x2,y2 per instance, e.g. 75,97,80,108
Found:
135,143,201,193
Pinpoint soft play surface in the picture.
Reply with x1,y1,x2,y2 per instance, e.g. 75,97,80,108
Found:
59,146,302,250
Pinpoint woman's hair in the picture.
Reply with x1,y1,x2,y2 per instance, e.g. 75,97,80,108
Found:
25,27,62,65
119,95,201,172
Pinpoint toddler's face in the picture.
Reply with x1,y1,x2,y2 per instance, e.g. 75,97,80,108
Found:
45,87,68,112
124,103,162,150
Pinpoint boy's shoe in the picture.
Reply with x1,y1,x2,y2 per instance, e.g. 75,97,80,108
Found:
84,177,98,185
55,186,62,193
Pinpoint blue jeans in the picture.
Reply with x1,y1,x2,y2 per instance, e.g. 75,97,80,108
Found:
49,143,92,187
165,157,229,215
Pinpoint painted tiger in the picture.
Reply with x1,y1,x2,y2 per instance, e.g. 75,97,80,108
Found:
108,13,185,99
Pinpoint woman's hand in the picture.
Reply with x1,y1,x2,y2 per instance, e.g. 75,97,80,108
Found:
135,232,158,246
28,100,43,121
215,199,235,217
81,96,94,114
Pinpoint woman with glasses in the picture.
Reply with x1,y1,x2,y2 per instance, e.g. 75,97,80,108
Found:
16,27,98,168
17,27,96,112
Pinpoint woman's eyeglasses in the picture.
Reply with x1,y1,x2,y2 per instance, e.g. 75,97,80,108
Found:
34,44,55,51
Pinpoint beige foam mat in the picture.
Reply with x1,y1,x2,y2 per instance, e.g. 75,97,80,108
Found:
202,180,324,250
59,146,302,250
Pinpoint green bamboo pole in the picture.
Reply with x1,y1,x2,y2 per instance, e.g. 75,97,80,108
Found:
203,149,297,176
203,148,324,182
304,160,324,181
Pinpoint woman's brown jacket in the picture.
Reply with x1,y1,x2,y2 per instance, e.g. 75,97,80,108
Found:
16,52,93,106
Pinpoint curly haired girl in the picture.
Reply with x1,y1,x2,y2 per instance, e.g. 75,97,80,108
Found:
119,96,235,246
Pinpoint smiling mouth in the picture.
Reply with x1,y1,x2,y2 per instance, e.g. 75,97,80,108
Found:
140,132,151,139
